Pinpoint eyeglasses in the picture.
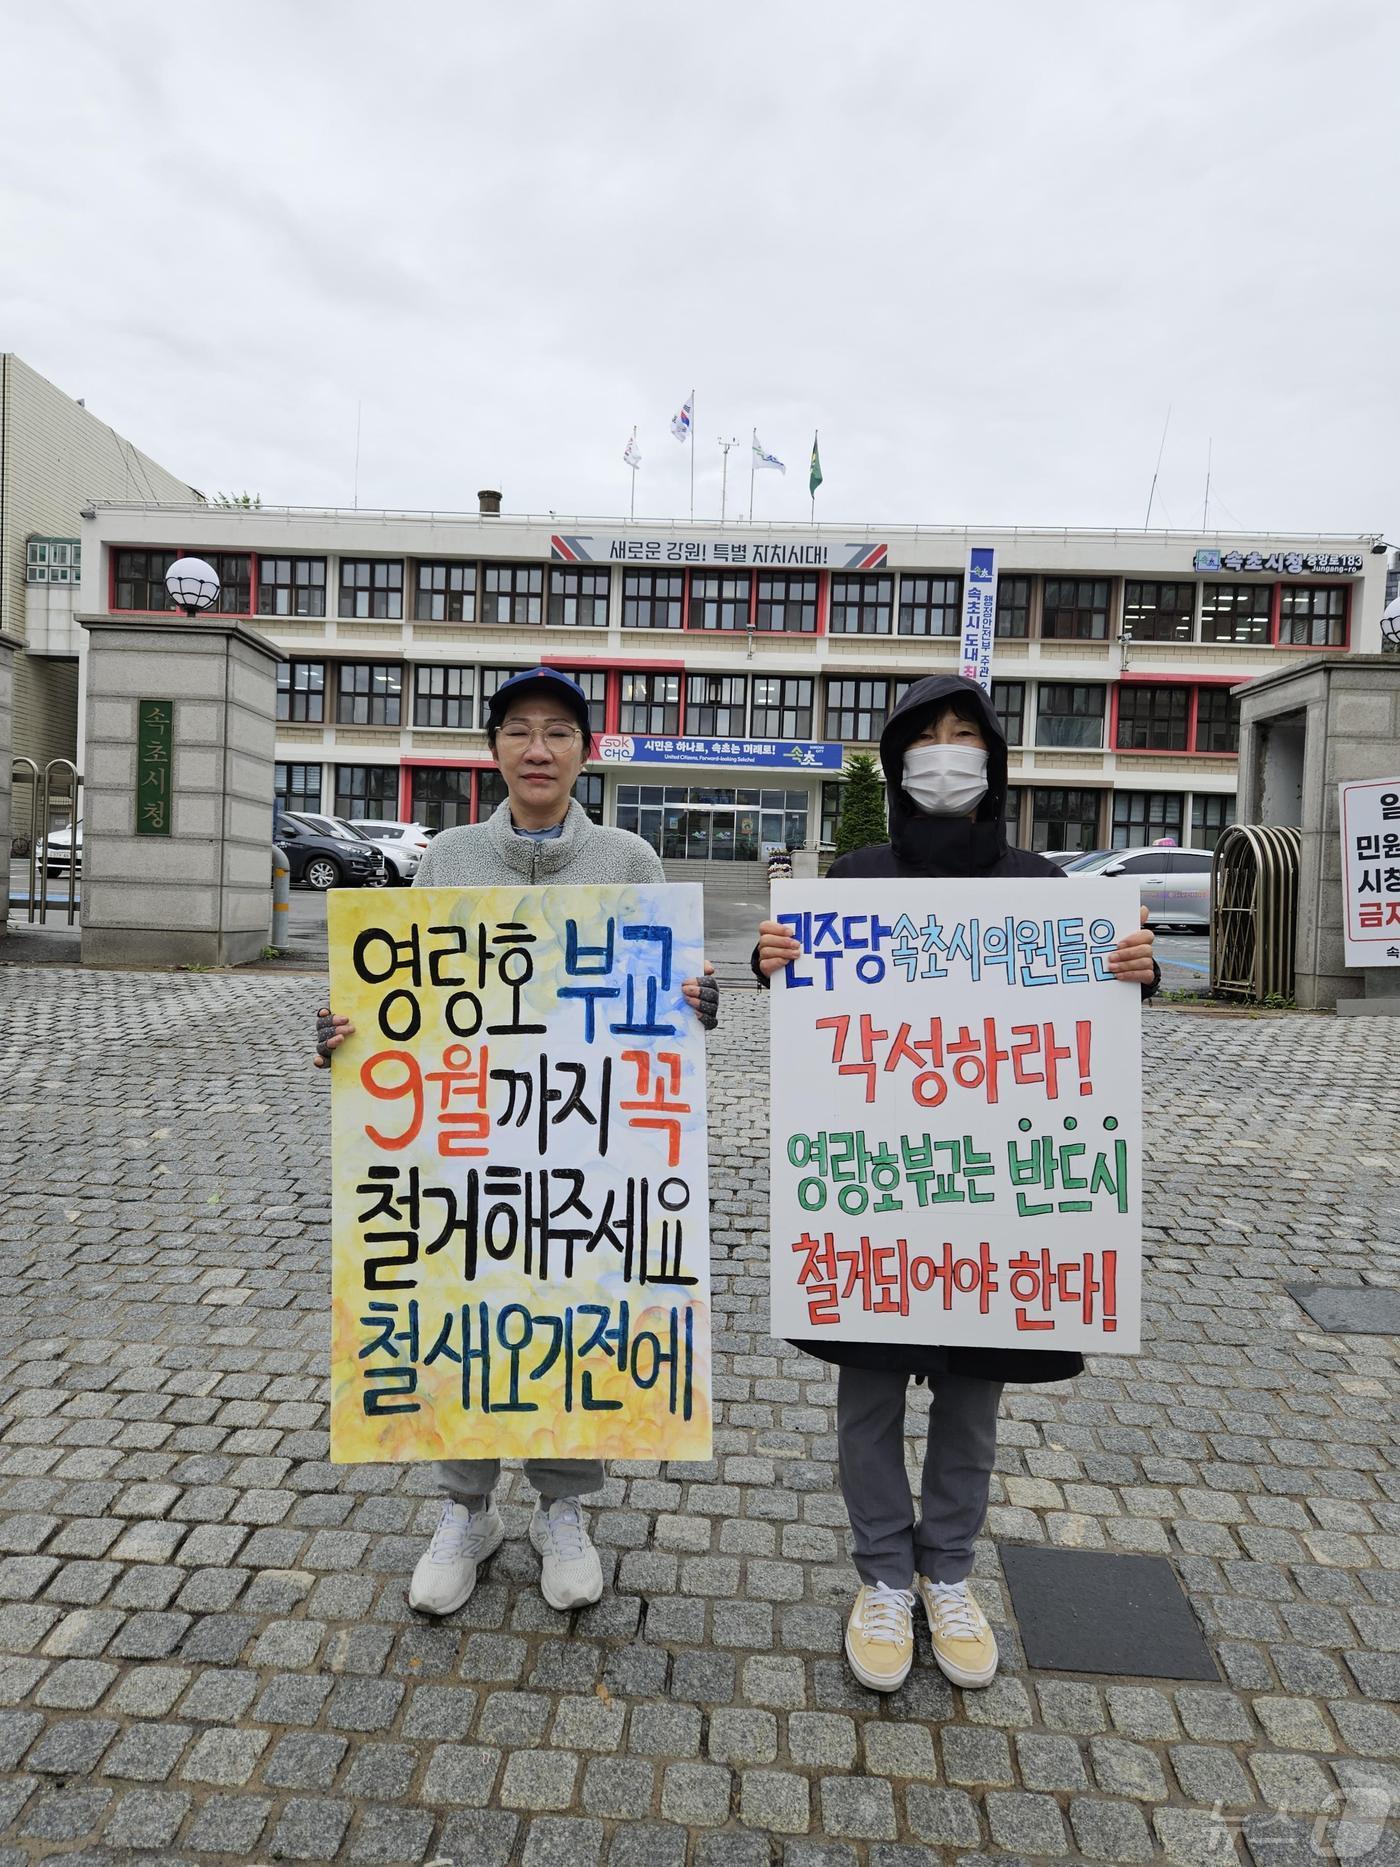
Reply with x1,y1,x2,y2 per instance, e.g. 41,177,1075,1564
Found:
496,723,583,748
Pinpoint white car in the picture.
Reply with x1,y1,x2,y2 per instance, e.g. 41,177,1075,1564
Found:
38,819,83,876
348,819,435,885
1068,843,1215,928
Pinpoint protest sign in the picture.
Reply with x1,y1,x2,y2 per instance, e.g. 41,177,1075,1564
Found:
1338,778,1400,966
768,878,1142,1354
327,883,712,1465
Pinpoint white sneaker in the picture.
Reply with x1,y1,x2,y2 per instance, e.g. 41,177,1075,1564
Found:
408,1499,504,1616
844,1581,916,1692
529,1497,604,1610
916,1575,999,1688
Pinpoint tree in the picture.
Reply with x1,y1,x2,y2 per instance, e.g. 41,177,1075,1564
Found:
211,491,261,509
833,752,887,858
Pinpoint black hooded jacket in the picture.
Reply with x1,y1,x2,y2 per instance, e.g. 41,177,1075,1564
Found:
762,672,1153,1386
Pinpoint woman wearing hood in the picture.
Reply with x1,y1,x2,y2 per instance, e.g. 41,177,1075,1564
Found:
755,674,1158,1695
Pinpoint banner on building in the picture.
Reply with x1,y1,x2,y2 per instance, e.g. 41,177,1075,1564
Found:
598,735,843,772
1339,779,1400,966
768,878,1143,1353
550,532,887,569
960,548,997,692
327,884,713,1464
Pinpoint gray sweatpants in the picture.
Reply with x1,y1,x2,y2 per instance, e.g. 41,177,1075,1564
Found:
436,1458,604,1506
836,1365,1003,1588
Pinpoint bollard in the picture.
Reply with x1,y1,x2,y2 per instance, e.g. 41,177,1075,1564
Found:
269,843,291,954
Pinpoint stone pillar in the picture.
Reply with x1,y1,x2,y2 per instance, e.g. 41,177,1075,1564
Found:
79,618,283,967
0,630,20,935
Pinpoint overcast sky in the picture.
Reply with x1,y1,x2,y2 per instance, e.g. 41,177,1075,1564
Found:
3,0,1397,540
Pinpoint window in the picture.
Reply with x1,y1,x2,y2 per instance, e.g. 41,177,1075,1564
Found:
573,773,605,823
1195,689,1240,753
821,779,845,845
1111,790,1184,847
258,557,326,618
337,663,402,726
1123,581,1195,642
551,668,609,719
752,676,813,739
755,574,818,633
1116,685,1189,751
690,573,751,631
1042,578,1110,640
1192,793,1236,849
995,576,1032,639
1003,785,1025,843
334,765,400,820
548,568,609,627
1280,584,1347,647
478,666,526,725
277,661,325,723
482,562,543,625
26,539,81,584
898,575,961,637
622,570,683,630
113,549,175,611
829,574,894,635
1200,582,1270,644
1035,683,1105,748
275,762,322,813
687,674,746,737
1031,787,1102,852
620,672,681,734
411,768,474,831
338,559,404,620
413,665,473,729
825,678,889,742
415,562,476,622
477,770,509,817
992,680,1025,747
206,553,251,613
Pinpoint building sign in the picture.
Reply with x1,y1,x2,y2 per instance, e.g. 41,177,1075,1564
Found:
326,884,713,1463
959,546,997,693
1339,779,1400,966
598,735,843,771
767,877,1143,1353
1193,548,1363,575
551,532,888,570
136,699,174,836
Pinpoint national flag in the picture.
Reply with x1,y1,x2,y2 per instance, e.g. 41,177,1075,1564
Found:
809,432,823,498
752,432,785,474
670,394,693,443
623,429,641,470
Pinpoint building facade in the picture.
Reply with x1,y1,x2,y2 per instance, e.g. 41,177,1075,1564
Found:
74,501,1388,860
1,355,197,768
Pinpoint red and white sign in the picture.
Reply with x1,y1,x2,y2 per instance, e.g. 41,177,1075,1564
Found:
1339,778,1400,967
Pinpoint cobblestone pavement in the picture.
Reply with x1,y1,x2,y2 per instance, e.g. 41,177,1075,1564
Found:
0,968,1397,1867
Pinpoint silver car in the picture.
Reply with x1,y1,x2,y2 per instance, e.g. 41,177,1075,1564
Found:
1069,844,1215,928
348,819,434,885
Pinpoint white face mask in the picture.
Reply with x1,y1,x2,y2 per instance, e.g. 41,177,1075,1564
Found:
902,744,990,817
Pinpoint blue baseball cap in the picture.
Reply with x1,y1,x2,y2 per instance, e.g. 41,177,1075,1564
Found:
486,667,593,739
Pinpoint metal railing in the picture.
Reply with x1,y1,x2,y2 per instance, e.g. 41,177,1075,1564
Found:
10,757,82,926
1210,824,1302,1002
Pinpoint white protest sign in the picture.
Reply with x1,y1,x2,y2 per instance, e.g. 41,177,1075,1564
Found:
768,878,1142,1355
1338,779,1400,967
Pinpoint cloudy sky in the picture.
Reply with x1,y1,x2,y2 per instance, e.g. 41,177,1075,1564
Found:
3,0,1397,540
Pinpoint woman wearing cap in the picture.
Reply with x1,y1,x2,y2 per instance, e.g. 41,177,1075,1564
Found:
316,668,717,1618
754,674,1158,1695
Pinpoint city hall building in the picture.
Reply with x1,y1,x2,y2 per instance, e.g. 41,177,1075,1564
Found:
73,499,1389,860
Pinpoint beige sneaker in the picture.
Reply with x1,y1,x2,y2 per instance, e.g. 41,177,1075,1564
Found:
844,1582,916,1692
916,1575,999,1687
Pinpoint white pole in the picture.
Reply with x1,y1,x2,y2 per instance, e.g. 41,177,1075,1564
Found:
748,430,756,524
688,389,695,523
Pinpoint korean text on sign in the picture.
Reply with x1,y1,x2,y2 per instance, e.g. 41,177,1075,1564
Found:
328,885,712,1463
768,879,1142,1353
1339,779,1400,967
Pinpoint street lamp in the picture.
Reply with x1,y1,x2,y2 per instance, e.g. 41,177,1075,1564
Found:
1381,596,1400,652
164,556,221,617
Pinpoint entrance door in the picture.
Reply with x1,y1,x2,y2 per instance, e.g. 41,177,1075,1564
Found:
684,809,711,861
710,811,736,861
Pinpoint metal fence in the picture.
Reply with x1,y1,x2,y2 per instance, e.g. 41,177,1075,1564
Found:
1210,824,1302,1002
9,757,82,926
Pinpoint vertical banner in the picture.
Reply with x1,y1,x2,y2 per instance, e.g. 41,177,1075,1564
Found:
136,699,174,835
768,878,1142,1353
327,884,712,1464
960,547,997,693
1339,779,1400,965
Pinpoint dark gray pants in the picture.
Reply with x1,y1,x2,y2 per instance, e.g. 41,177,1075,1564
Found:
436,1458,605,1506
836,1365,1003,1588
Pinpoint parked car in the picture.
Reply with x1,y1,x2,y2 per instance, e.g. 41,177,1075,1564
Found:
1041,849,1092,869
38,819,83,876
1066,843,1215,928
1061,848,1115,873
275,812,385,890
347,819,434,885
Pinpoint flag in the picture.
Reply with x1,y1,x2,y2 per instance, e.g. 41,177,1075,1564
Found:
809,432,823,498
623,429,641,470
670,394,693,443
752,432,785,474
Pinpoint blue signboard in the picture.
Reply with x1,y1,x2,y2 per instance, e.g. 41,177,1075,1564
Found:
598,734,843,772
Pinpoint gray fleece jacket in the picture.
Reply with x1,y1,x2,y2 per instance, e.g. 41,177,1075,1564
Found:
413,799,665,890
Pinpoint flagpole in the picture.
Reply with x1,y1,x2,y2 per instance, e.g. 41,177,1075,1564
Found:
688,389,695,523
810,427,818,524
630,463,636,521
748,429,756,524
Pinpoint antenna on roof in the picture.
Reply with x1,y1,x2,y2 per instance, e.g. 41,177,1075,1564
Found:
1202,436,1212,531
1143,402,1172,530
353,401,362,511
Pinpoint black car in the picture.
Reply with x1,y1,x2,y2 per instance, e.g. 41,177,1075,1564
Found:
275,812,385,890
